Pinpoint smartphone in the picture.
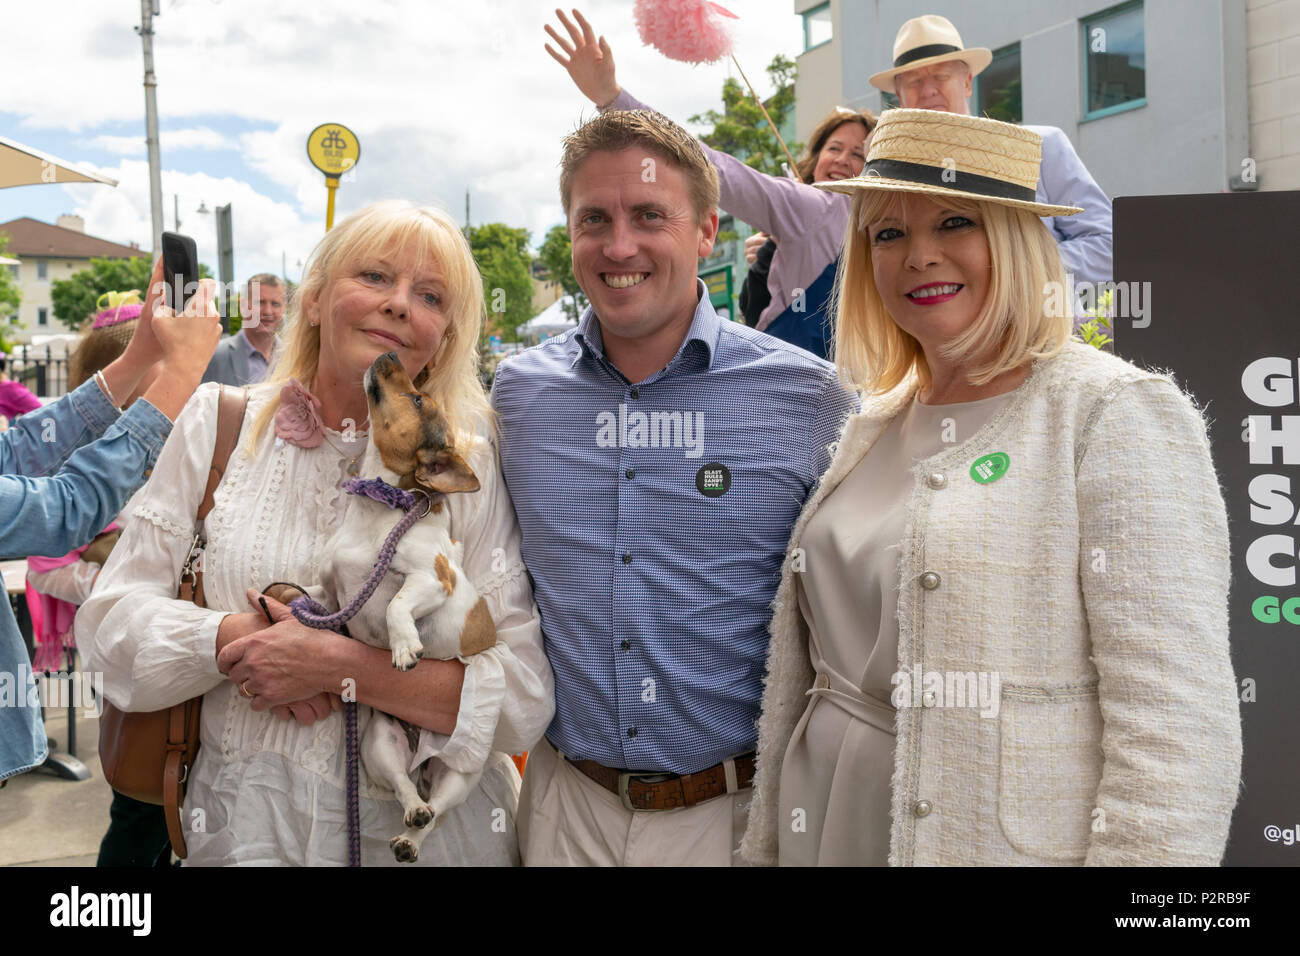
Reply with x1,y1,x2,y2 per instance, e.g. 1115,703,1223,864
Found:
160,231,199,314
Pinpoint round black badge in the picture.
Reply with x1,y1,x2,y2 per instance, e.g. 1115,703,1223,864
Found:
695,462,731,498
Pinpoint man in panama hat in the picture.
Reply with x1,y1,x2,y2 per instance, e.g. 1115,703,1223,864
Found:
870,14,1112,292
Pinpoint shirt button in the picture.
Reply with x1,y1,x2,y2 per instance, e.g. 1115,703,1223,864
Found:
144,468,152,477
926,473,946,490
920,571,941,590
627,727,637,738
625,468,635,479
629,388,640,399
922,691,937,707
914,800,932,818
622,553,633,565
620,640,631,651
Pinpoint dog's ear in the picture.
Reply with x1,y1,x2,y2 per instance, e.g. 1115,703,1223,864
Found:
416,449,480,494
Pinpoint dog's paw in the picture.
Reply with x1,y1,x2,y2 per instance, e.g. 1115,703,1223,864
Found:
390,835,419,863
404,804,435,829
391,644,424,671
263,583,305,606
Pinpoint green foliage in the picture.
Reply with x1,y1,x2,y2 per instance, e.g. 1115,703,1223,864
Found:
536,224,588,323
0,235,21,352
50,256,152,330
1075,288,1114,350
688,54,802,179
50,256,213,331
467,223,533,343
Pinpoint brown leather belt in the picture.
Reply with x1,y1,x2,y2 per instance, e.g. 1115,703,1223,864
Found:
562,749,756,812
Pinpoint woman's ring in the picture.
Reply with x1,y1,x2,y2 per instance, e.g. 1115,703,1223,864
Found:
240,680,254,698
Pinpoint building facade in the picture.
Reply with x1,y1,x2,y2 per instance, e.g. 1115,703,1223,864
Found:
0,215,145,343
793,0,1298,196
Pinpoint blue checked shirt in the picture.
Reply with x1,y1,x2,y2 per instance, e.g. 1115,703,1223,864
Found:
492,282,857,774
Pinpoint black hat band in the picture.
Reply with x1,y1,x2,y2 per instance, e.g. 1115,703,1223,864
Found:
894,43,962,68
862,158,1037,203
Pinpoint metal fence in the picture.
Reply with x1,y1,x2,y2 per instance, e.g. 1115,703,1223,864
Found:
8,345,70,399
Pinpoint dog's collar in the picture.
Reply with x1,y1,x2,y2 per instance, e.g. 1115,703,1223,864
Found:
343,477,441,516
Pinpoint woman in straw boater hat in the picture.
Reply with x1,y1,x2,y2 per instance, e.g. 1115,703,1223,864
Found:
545,8,875,359
739,109,1242,866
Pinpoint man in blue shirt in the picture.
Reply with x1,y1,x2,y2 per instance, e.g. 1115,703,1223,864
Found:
0,268,221,782
493,106,857,864
201,273,285,386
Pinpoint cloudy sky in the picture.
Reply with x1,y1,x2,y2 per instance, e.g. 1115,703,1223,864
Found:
0,0,804,284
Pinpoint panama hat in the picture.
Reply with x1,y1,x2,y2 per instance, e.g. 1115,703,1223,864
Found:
814,108,1084,218
869,15,993,94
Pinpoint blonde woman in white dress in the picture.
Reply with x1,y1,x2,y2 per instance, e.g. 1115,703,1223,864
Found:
740,110,1241,866
80,201,554,866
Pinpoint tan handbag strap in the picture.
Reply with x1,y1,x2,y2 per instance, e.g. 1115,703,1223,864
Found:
167,384,248,858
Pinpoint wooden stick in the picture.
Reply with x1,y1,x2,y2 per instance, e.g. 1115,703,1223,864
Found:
731,54,798,174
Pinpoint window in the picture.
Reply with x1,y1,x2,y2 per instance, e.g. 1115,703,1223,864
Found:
1083,1,1145,119
976,43,1022,123
36,260,48,280
37,307,48,326
802,3,831,52
6,264,16,280
881,91,900,111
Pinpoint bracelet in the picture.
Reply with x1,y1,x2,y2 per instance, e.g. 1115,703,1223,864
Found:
94,369,122,411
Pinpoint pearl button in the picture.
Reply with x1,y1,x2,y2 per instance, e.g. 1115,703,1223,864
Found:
927,473,946,489
914,800,932,817
922,691,937,707
920,571,941,590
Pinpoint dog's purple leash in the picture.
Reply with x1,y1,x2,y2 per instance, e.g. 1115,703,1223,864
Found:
286,477,440,867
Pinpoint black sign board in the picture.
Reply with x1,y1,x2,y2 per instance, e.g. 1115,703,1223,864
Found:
1114,191,1300,865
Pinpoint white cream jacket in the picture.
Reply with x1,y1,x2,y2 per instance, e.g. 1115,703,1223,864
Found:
740,341,1242,866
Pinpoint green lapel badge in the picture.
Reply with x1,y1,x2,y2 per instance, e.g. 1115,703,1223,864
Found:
970,452,1010,484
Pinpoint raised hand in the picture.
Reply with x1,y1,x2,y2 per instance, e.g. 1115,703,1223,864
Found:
544,8,620,108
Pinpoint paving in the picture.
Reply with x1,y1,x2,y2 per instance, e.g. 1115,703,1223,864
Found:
0,705,111,867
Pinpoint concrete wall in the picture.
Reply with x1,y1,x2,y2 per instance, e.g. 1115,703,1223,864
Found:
1247,0,1300,189
794,0,845,143
831,0,1251,198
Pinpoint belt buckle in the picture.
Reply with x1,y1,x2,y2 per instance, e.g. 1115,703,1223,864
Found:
617,771,675,812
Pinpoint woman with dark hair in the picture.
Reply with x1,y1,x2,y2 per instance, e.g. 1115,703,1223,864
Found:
547,9,874,359
738,108,873,328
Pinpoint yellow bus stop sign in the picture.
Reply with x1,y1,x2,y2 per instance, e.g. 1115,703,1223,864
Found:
307,123,360,179
307,123,360,230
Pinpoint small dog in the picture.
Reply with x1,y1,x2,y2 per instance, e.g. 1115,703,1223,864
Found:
269,352,497,863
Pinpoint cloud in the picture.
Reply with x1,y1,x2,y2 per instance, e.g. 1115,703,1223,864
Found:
84,126,227,156
9,0,805,296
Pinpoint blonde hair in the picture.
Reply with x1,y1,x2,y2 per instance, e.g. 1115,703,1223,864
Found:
832,191,1069,394
560,110,720,221
248,200,493,451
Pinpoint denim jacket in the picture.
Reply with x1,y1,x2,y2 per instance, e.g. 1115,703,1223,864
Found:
0,378,172,780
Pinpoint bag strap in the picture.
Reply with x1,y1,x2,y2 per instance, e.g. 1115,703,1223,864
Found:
167,384,249,858
179,386,249,606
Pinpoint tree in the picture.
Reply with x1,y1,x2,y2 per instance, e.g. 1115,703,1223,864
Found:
689,54,802,181
536,224,588,323
467,223,533,343
0,235,21,354
50,256,214,331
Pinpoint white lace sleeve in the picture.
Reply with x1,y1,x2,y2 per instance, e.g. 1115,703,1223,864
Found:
76,385,233,712
410,437,554,772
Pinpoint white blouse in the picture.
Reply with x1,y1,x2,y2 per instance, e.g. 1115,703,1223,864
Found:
77,383,555,866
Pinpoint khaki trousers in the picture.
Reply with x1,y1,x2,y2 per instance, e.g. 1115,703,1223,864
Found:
517,739,753,866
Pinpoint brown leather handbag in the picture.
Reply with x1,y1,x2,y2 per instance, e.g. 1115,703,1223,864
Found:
97,386,248,860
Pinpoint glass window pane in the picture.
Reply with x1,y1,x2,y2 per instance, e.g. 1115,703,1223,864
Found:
1086,4,1145,113
978,44,1022,123
804,4,832,50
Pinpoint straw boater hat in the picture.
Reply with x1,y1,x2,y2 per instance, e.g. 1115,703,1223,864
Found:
869,15,993,94
815,108,1084,218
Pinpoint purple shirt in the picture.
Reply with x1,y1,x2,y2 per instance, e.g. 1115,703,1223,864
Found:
608,90,850,332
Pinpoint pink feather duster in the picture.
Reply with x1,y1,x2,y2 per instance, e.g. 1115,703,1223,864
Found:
634,0,738,65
